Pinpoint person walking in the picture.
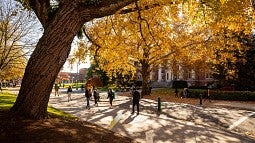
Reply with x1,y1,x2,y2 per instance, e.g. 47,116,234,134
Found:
182,88,187,98
85,87,91,109
54,84,59,96
174,88,179,97
131,88,140,115
186,88,190,98
107,88,114,108
67,86,72,102
93,87,99,106
204,88,211,102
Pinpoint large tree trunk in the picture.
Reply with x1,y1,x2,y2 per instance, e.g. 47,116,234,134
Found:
10,5,84,119
140,60,150,97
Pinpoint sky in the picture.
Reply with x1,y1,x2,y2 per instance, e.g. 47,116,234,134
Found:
62,58,91,73
62,37,92,73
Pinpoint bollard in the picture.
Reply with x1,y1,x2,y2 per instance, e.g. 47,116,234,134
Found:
199,94,202,105
158,96,161,112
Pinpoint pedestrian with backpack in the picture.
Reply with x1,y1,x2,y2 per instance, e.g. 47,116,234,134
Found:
67,86,72,102
85,87,91,109
93,87,99,106
107,88,114,108
131,88,140,115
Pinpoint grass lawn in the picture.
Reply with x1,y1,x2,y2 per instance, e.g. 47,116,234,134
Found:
0,92,75,119
0,92,16,110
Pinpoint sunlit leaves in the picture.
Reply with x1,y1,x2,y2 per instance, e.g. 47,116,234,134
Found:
80,0,254,82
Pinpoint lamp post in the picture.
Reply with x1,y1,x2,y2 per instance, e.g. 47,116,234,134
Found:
76,59,80,90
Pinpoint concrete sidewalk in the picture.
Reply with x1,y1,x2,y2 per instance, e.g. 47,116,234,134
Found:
49,92,255,143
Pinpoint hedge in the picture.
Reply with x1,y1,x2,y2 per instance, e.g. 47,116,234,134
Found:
189,89,255,101
172,80,188,89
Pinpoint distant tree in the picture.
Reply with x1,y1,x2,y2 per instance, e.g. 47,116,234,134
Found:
86,63,109,86
236,45,255,90
229,34,255,91
0,0,39,80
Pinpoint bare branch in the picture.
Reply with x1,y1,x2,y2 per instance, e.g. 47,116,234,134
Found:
82,26,102,62
0,0,37,78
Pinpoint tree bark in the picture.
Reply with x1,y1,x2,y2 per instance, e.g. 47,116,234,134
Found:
10,4,85,119
141,60,150,97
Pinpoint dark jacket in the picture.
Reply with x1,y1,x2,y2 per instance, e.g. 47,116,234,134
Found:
107,91,114,99
133,90,140,103
67,87,72,93
85,89,90,98
93,89,99,97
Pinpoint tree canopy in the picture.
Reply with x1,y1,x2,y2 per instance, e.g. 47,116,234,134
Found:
80,0,254,94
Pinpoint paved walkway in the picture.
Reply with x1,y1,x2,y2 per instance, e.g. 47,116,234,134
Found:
49,91,255,143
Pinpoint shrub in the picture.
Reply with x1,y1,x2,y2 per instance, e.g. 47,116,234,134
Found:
87,77,103,87
189,86,208,89
189,89,255,101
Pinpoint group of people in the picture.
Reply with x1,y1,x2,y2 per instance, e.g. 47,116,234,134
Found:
174,87,211,102
84,86,100,109
174,88,190,98
84,85,141,114
63,84,141,115
54,84,71,101
54,84,72,102
64,85,100,106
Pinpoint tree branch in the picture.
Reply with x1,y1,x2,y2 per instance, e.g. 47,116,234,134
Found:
82,26,102,62
79,0,138,21
149,36,212,66
27,0,50,27
118,3,160,14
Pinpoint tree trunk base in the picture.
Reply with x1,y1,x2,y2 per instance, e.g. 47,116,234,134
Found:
141,89,151,97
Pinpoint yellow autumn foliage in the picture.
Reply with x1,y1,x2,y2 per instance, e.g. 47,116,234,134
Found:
80,0,253,80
